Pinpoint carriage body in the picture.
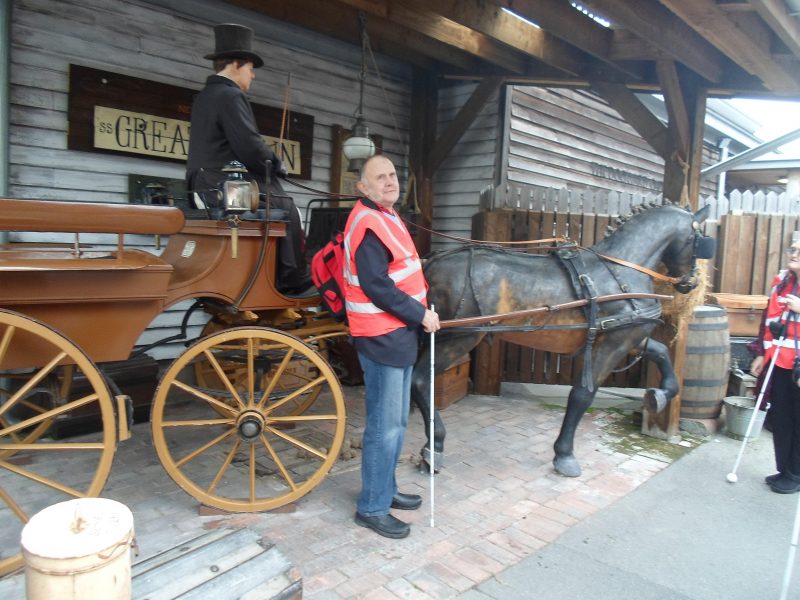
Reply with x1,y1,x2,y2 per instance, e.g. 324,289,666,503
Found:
0,197,346,576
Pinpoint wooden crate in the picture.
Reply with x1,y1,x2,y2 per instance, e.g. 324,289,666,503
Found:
434,355,470,409
708,293,767,337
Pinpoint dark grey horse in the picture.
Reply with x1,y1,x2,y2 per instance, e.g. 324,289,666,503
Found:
411,203,714,477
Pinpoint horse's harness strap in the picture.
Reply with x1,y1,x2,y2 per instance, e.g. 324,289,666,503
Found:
556,247,602,391
591,251,681,285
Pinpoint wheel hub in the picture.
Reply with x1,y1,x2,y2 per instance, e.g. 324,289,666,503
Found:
236,410,266,441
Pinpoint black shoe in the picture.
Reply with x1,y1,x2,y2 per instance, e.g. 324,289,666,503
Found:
391,492,422,510
765,472,783,484
354,512,410,539
769,476,800,494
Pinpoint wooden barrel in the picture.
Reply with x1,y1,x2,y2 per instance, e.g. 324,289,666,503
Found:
680,305,731,419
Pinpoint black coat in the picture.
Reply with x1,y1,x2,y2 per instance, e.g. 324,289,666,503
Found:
186,74,283,197
185,75,309,289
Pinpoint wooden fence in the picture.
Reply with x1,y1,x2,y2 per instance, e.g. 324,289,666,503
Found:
470,184,800,393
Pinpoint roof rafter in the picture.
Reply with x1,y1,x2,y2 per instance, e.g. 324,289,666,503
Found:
334,0,531,74
578,0,724,84
748,0,800,60
659,0,800,93
225,0,481,72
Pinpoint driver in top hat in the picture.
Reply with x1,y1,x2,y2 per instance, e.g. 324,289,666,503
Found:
186,23,313,296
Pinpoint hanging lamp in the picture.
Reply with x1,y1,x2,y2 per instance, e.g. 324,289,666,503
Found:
342,12,376,172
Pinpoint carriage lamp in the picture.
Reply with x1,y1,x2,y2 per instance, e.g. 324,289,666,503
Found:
221,161,259,259
221,161,259,214
342,12,376,172
342,117,375,173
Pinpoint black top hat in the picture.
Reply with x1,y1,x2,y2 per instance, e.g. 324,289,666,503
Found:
204,23,264,68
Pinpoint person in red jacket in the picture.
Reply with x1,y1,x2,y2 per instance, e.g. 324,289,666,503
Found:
343,155,440,538
752,242,800,493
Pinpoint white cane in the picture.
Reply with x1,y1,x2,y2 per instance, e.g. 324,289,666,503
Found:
429,304,435,528
780,491,800,600
727,310,789,483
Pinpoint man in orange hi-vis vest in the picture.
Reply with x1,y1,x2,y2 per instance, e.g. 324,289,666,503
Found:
343,155,440,539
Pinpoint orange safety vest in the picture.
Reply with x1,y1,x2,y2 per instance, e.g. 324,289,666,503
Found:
763,271,800,369
343,200,428,337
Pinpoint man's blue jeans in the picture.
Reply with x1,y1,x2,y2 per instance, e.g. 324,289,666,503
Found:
356,353,412,516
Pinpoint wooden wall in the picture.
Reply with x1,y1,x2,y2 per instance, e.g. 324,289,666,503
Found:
431,82,502,252
504,86,717,198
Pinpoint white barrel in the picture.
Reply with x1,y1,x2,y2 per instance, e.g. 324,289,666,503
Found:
21,498,134,600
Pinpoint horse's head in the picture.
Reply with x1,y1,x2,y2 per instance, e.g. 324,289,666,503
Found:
665,204,716,294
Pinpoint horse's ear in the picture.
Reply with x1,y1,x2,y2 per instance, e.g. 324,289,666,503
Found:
693,204,711,224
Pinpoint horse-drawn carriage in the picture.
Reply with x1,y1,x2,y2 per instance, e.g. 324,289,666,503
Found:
0,194,351,575
0,184,716,577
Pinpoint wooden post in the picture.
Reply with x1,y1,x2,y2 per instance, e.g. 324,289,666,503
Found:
409,67,438,257
470,210,514,395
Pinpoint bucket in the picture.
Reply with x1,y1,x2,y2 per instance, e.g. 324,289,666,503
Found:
21,498,135,600
680,305,731,420
724,395,766,440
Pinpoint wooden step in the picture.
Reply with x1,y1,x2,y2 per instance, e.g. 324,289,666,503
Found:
0,528,301,600
132,527,301,600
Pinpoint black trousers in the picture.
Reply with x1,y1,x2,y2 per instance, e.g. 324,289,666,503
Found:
770,367,800,478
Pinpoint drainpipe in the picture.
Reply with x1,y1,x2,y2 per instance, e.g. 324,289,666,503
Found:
716,138,730,204
0,0,9,245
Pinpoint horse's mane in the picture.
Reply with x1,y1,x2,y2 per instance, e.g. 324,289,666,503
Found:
603,198,682,238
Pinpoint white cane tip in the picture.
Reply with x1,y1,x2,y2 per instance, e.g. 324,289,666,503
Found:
726,472,738,483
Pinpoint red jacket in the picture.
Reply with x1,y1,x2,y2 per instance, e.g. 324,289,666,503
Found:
763,271,800,369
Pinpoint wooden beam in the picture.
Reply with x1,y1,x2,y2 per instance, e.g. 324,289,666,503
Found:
227,0,480,72
659,0,800,93
580,0,724,83
687,89,708,212
590,81,671,160
334,0,531,73
426,76,505,174
656,60,690,156
398,0,584,76
749,0,800,60
493,0,612,62
409,68,438,256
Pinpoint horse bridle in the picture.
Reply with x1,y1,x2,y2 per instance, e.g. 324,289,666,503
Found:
592,224,715,294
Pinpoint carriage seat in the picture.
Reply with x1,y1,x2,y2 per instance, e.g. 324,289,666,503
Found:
0,197,185,236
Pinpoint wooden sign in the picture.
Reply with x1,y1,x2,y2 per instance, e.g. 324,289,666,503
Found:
68,64,314,179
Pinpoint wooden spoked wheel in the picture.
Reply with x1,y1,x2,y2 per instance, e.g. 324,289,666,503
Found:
0,309,116,577
151,327,346,513
194,313,347,417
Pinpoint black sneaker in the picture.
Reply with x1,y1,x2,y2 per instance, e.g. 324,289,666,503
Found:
765,472,782,485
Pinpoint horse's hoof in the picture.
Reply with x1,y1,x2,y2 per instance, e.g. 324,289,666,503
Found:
644,388,668,413
553,455,581,477
421,447,443,473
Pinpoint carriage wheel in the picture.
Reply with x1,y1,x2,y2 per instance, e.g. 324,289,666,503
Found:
151,327,346,513
0,309,116,577
194,315,337,416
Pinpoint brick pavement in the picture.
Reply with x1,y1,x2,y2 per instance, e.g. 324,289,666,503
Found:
1,383,698,599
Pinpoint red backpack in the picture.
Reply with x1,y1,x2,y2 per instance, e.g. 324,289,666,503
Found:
311,232,347,321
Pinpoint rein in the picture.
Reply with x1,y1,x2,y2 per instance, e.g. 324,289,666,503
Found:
441,292,672,330
586,252,682,285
